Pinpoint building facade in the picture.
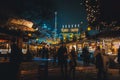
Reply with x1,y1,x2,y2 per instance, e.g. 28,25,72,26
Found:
60,24,86,43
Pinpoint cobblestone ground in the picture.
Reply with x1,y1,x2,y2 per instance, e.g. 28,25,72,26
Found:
19,57,120,80
20,67,120,80
0,57,120,80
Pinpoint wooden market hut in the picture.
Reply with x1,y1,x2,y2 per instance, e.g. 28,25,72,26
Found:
0,18,36,53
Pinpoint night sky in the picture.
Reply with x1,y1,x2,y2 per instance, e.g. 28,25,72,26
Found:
100,0,120,22
0,0,119,27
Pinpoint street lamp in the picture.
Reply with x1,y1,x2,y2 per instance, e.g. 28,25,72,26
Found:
85,26,91,38
87,26,91,31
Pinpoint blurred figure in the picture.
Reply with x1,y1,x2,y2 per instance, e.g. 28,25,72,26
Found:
41,46,45,58
38,48,42,57
69,46,77,80
94,46,108,80
41,46,49,59
41,45,49,80
82,46,90,66
94,46,103,80
117,46,120,74
26,50,33,61
101,48,109,80
10,39,23,64
52,46,57,65
57,43,68,78
9,38,23,80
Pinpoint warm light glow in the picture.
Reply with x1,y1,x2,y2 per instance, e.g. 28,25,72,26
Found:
36,38,39,41
63,37,66,40
0,40,8,42
70,34,73,38
61,29,69,32
70,28,78,32
35,28,38,30
28,33,32,37
9,19,33,28
87,27,91,31
85,0,100,24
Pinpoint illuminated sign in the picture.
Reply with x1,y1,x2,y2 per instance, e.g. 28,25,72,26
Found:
61,27,79,33
70,28,79,32
61,29,69,32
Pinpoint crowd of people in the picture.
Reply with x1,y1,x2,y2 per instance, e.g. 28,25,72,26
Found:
35,43,120,80
94,46,120,80
8,40,120,80
36,44,77,79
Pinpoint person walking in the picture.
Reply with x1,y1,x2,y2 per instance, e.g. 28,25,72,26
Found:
9,38,23,80
57,43,68,78
101,48,109,80
69,46,77,80
52,46,57,65
94,46,107,80
82,46,90,66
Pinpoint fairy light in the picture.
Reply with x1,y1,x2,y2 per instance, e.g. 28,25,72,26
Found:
85,0,100,26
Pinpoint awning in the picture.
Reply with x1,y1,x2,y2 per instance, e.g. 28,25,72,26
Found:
6,18,35,32
5,24,35,32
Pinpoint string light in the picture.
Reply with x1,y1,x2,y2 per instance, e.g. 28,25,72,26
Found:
85,0,100,25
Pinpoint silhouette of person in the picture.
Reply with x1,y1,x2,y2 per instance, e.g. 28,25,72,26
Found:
94,46,103,80
41,46,46,58
10,40,23,64
94,46,107,80
82,46,90,66
52,46,57,65
101,48,109,80
69,46,77,80
26,50,33,61
41,45,49,59
9,38,23,80
58,43,68,77
117,46,120,74
42,45,49,80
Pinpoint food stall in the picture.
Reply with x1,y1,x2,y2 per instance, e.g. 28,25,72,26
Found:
93,29,120,68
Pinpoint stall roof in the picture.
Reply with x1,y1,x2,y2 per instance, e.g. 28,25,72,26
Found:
5,23,35,32
5,18,35,32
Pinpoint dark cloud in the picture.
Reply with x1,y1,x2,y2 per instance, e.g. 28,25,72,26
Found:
0,0,56,23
